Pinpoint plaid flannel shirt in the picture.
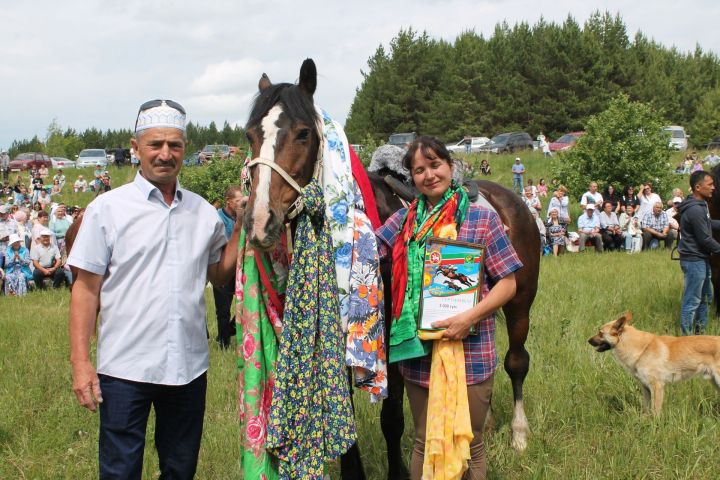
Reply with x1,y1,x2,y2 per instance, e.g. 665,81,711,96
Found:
375,204,523,387
641,210,669,231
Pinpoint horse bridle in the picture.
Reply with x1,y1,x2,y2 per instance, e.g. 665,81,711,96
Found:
245,122,325,220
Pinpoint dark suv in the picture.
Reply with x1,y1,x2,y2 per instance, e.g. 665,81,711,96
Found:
478,132,533,154
9,152,53,171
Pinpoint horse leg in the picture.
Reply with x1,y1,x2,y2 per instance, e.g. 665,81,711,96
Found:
340,368,367,480
381,362,410,480
502,300,531,452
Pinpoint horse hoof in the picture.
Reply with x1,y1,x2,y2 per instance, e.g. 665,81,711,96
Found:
511,433,528,452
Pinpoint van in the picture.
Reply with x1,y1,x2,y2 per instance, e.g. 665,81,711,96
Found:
663,126,688,151
388,132,416,148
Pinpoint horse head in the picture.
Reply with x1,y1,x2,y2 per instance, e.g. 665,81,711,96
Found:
243,58,321,250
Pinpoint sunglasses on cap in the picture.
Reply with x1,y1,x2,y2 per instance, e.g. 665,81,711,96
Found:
134,99,186,130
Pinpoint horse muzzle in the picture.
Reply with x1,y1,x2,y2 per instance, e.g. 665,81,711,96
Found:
244,207,284,251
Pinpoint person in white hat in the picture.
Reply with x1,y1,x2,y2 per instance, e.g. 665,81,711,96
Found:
30,227,66,289
4,233,31,295
0,204,18,237
68,99,244,479
577,203,603,252
665,196,683,237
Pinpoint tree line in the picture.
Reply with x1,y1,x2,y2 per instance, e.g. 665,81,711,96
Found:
8,119,247,160
345,11,720,147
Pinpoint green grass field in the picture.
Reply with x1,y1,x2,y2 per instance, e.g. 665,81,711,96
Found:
2,155,717,479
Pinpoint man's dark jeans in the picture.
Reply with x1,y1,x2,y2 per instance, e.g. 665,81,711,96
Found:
98,373,207,480
213,278,236,348
32,267,67,289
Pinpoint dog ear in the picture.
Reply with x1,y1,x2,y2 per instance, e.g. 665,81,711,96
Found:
624,311,633,324
613,313,630,333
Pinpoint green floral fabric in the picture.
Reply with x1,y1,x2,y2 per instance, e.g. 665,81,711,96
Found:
265,179,357,479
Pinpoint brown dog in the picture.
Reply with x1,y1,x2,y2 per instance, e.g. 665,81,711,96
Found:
588,311,720,414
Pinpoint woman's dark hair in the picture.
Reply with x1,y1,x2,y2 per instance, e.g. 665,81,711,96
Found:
623,185,635,197
37,210,48,218
402,136,453,171
602,201,613,210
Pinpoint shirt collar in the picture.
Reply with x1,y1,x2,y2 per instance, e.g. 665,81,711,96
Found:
133,171,183,202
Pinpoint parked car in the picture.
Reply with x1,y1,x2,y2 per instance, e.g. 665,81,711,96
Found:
446,137,491,154
51,157,77,169
549,131,586,152
663,126,689,151
199,144,231,163
388,132,416,148
76,149,109,168
478,132,533,154
350,144,364,153
8,152,53,171
705,136,720,150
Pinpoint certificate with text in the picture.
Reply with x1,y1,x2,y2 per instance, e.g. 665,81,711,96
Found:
418,237,485,332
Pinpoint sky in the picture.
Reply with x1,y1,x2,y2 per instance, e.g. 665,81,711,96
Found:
1,0,718,149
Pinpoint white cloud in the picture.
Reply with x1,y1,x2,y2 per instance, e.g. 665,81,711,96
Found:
190,59,266,95
0,0,717,148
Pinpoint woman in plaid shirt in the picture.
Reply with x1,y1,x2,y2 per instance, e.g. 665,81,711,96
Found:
375,137,523,479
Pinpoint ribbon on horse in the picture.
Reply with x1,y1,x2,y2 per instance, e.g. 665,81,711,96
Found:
316,107,387,401
317,107,355,332
265,180,356,478
349,145,381,230
236,230,287,480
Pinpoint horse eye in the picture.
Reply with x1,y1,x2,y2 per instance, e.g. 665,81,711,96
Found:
296,128,311,143
245,132,253,143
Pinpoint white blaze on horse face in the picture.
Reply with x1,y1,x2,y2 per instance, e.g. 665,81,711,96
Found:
252,105,283,241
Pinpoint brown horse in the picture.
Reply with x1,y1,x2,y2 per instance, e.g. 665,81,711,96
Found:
243,59,538,479
706,166,720,315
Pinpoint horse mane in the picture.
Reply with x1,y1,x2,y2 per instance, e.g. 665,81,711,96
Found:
246,82,318,130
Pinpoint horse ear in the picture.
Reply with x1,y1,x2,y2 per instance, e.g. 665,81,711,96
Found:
298,58,317,96
258,73,271,92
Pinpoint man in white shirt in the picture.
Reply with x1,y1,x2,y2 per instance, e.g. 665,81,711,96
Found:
577,203,603,252
580,181,603,209
704,150,720,168
30,227,66,288
68,99,242,479
73,175,88,192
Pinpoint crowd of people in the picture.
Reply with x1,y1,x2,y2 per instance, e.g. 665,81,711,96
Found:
520,177,685,256
0,199,77,295
0,165,108,295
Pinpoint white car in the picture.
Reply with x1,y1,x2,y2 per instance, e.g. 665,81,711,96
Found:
51,157,76,169
446,137,490,154
664,126,688,151
76,149,109,168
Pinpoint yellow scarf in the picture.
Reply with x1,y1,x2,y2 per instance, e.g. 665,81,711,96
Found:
417,223,473,479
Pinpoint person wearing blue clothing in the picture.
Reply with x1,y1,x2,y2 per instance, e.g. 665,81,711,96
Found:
577,203,603,252
214,185,246,348
511,157,525,194
677,171,720,335
4,233,32,295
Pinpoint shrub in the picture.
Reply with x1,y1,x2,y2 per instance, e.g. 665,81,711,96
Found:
553,94,673,199
179,156,244,204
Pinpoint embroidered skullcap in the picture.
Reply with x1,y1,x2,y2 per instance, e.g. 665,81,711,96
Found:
135,101,186,133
